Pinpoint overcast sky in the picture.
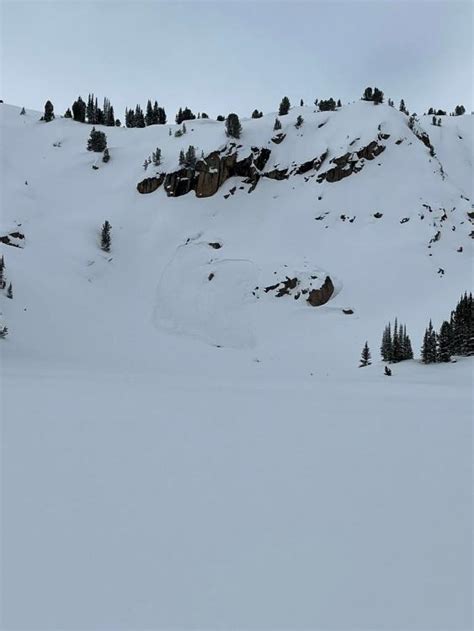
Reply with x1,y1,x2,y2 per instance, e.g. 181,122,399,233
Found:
1,0,472,120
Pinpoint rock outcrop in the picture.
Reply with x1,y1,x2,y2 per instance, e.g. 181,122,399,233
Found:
136,174,165,194
307,276,334,306
317,141,385,184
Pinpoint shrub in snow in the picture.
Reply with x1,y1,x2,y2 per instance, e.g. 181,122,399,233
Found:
216,115,225,122
295,115,303,129
273,118,282,131
102,148,110,163
100,221,112,252
6,282,13,299
0,325,8,339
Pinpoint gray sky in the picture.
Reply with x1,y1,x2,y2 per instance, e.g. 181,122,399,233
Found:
1,0,472,120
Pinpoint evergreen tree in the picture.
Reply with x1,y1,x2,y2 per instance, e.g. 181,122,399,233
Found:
279,96,291,116
432,115,437,126
6,282,12,299
421,320,437,363
0,324,8,339
295,114,303,129
273,117,282,131
96,108,104,125
359,341,371,367
251,109,263,119
300,99,304,106
100,220,112,252
216,115,225,122
399,99,408,114
380,322,392,362
0,255,5,289
437,320,453,362
102,148,110,163
225,113,242,138
152,147,162,166
106,105,115,127
145,99,154,126
388,98,394,107
125,108,136,128
20,107,26,115
87,127,107,152
337,99,342,108
134,105,145,128
72,97,86,122
384,365,392,376
454,105,466,116
201,112,209,119
178,150,186,166
185,145,197,168
392,318,402,362
64,108,72,118
86,94,95,124
428,107,434,115
43,100,54,122
362,87,373,101
373,87,384,104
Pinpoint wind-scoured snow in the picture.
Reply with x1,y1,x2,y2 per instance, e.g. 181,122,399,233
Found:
0,101,472,630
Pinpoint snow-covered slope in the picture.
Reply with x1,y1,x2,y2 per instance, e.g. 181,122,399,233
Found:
1,101,472,630
0,101,472,370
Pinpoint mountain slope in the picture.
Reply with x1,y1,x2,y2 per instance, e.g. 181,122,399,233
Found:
1,101,472,630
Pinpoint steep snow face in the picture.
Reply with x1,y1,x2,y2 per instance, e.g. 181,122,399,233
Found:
0,101,472,370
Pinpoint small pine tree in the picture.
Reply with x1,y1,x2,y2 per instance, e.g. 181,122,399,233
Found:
251,109,262,119
295,115,303,129
100,220,112,252
225,113,242,139
0,325,8,339
6,282,12,299
362,87,373,101
359,342,371,367
20,107,26,115
399,99,408,114
87,127,107,152
273,117,282,131
152,147,162,166
384,365,392,376
185,145,197,168
337,99,342,108
216,115,225,122
300,99,304,106
0,255,5,289
178,149,186,166
432,115,437,126
392,318,402,362
102,148,110,163
279,96,290,116
72,96,86,122
64,108,72,118
373,87,384,104
43,100,54,122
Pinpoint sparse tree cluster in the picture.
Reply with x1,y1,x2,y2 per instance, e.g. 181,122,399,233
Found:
399,99,409,115
422,293,474,363
179,145,197,168
318,98,337,112
362,87,384,104
175,107,196,124
380,319,413,363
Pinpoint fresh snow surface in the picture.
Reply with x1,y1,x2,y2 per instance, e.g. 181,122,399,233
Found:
0,102,472,630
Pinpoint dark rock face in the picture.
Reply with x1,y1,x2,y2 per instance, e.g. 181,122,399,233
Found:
136,174,165,194
264,168,289,181
271,133,286,144
0,231,25,247
294,151,327,175
138,147,273,199
317,141,385,184
307,276,334,306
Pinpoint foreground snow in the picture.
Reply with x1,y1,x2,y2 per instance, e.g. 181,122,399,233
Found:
2,358,472,630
